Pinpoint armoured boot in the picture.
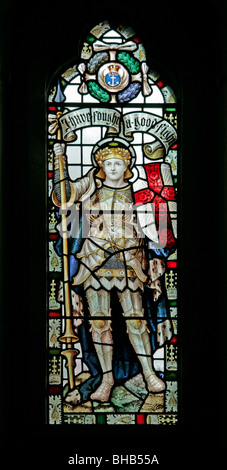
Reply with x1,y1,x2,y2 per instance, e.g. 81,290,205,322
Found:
118,289,165,393
86,288,114,402
126,317,165,392
89,324,114,402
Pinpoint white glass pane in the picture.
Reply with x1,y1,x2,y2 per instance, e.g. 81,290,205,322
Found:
67,146,81,163
64,84,82,103
82,146,93,164
145,85,164,104
68,166,81,180
82,127,101,144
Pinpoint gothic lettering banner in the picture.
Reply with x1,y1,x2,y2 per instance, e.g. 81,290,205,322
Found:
58,107,177,151
59,108,121,141
123,112,177,152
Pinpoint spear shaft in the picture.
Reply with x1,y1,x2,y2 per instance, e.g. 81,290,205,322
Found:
55,112,79,390
57,117,71,325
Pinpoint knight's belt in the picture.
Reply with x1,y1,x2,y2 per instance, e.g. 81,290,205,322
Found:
95,268,136,278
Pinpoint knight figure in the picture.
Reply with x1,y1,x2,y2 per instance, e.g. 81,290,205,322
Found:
52,137,176,403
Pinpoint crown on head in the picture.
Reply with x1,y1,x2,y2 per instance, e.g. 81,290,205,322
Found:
95,146,131,167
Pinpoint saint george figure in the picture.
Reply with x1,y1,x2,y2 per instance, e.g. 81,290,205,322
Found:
53,139,174,402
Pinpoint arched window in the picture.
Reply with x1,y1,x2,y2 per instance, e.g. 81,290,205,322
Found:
47,21,178,426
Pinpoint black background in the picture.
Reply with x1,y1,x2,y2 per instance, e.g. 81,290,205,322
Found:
0,0,226,466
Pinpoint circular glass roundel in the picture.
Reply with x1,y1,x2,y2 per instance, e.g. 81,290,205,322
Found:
104,71,122,88
98,62,129,93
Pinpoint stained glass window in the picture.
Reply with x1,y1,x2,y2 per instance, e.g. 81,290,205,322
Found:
47,21,178,426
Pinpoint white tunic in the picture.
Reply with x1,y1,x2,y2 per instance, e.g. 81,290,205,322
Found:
71,177,148,291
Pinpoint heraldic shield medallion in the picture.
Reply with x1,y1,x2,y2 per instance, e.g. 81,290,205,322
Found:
47,20,179,426
98,63,129,93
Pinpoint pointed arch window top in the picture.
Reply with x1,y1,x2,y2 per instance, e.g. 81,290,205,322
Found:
48,22,177,106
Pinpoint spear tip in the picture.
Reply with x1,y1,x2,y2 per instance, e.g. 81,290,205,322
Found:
54,80,66,108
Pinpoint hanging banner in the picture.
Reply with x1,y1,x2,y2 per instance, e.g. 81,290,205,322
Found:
59,108,121,141
122,112,177,152
54,107,177,151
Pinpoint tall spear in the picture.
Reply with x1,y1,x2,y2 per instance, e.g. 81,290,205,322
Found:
49,80,79,390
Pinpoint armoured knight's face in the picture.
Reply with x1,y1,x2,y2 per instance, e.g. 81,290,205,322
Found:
102,157,127,181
